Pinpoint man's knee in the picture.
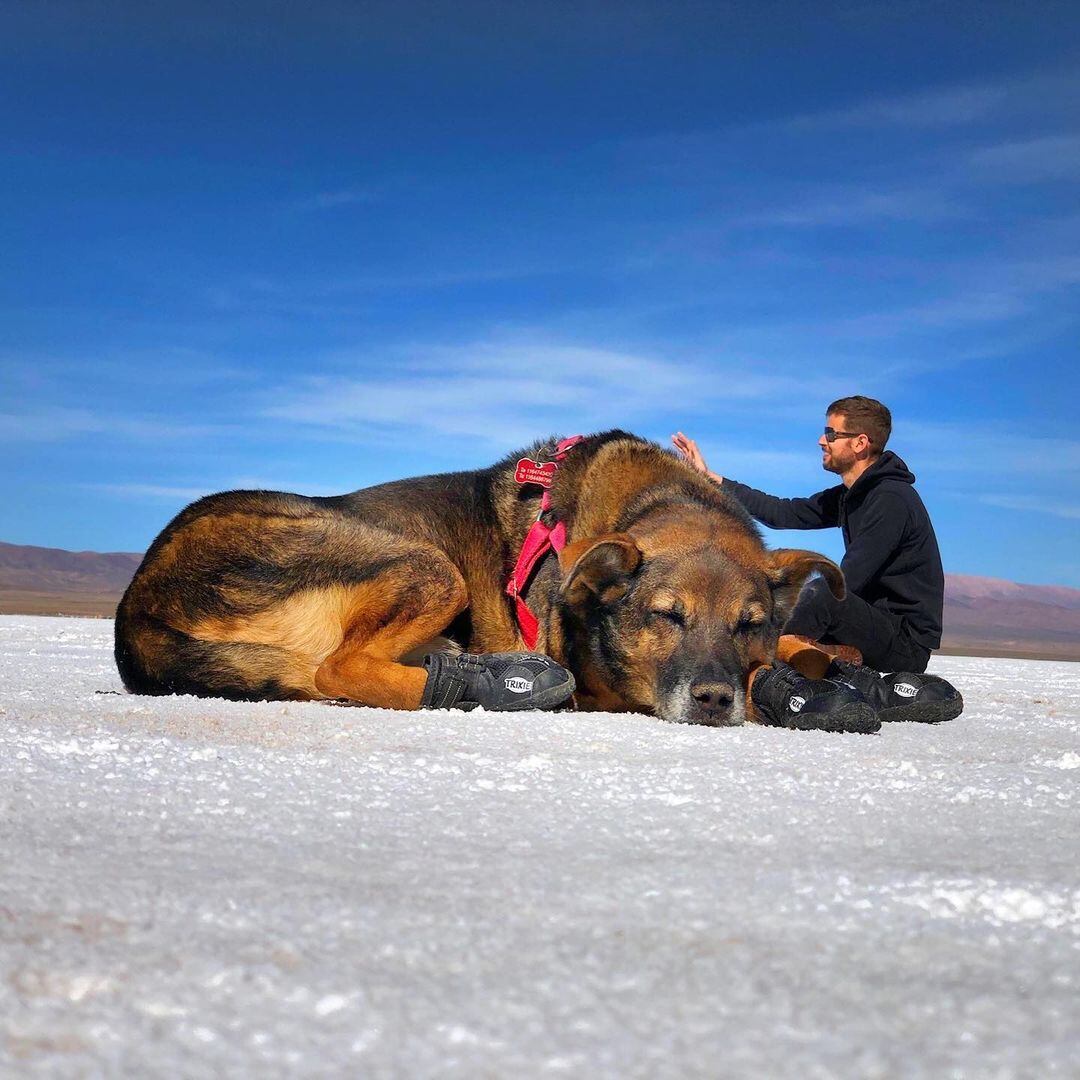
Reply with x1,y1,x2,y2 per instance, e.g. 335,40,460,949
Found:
803,576,836,604
794,575,839,616
783,576,838,636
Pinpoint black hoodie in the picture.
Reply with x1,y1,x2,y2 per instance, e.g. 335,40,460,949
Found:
723,451,944,651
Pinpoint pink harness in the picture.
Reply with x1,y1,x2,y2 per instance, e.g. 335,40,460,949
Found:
505,435,584,649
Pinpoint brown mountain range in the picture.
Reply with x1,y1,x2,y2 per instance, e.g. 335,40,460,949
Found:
1,540,1078,661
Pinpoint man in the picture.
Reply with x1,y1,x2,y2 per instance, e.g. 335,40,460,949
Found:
673,395,962,729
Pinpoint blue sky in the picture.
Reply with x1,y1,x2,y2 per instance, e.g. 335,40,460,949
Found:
2,1,1078,585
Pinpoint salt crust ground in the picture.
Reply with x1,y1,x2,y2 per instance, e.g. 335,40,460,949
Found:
1,615,1078,1079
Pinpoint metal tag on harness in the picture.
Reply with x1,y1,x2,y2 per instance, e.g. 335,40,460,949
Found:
514,458,558,488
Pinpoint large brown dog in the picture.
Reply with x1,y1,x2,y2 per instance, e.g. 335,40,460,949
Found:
115,430,844,725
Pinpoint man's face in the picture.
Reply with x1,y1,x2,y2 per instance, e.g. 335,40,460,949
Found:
819,412,860,474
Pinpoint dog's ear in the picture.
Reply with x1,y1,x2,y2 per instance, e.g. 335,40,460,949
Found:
767,549,845,621
559,533,643,608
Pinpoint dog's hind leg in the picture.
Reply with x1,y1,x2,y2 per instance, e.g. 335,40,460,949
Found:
314,553,468,710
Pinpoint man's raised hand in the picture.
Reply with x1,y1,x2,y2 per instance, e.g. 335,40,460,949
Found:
671,432,723,483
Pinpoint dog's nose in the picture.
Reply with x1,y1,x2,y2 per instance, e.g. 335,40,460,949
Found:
690,680,735,711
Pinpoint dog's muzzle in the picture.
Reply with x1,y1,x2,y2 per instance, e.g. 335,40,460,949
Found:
660,677,746,726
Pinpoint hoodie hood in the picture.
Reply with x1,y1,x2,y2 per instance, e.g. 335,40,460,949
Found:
847,450,915,500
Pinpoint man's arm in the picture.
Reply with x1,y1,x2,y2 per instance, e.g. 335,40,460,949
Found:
723,480,843,530
672,431,842,530
838,493,910,596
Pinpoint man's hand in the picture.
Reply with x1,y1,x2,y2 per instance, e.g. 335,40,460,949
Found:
671,432,724,484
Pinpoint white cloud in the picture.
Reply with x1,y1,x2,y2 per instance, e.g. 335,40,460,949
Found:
826,292,1031,338
259,341,826,449
965,133,1080,183
785,84,1009,131
733,188,963,229
0,407,223,444
87,483,214,502
87,476,347,502
902,420,1080,476
816,252,1080,341
977,494,1080,521
783,68,1080,135
292,188,381,212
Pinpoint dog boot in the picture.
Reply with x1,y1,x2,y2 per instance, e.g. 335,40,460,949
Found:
421,651,576,712
827,659,963,724
750,661,880,734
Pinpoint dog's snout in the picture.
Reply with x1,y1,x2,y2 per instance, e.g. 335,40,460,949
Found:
690,680,735,710
659,673,745,726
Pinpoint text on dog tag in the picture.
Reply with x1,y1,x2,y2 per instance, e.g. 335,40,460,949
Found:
514,458,558,488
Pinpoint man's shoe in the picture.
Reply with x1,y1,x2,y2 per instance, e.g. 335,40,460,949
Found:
421,652,576,712
827,659,963,724
750,661,880,734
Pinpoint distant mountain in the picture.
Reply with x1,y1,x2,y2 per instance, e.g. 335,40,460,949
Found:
0,541,142,593
941,574,1080,660
1,540,1078,660
0,541,142,617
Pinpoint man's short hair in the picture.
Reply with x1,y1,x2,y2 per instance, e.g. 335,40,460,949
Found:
826,395,892,453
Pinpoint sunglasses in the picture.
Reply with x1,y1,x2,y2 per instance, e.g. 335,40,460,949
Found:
823,428,866,443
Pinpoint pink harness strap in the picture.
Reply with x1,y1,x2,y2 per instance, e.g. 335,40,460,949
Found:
505,435,583,649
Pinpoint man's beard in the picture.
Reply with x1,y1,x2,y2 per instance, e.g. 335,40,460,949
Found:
822,449,850,474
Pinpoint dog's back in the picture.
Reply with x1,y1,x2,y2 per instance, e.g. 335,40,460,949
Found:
115,488,418,700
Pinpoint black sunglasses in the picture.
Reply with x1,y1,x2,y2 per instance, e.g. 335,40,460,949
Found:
823,428,866,443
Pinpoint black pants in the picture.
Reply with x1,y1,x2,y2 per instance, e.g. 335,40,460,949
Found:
784,578,931,673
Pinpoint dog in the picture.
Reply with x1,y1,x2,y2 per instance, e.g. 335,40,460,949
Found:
115,430,844,725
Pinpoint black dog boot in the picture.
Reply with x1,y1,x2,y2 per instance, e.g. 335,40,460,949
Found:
421,652,576,712
828,659,964,724
751,661,880,734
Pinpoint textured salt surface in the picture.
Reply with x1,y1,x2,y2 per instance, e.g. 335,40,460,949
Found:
1,615,1078,1077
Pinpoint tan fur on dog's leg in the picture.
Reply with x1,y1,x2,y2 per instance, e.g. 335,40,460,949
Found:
315,559,467,710
745,663,767,724
776,634,833,680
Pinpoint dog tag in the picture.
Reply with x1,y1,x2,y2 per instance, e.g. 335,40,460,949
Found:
514,458,558,488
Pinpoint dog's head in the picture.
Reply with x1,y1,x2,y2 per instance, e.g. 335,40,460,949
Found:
558,527,843,726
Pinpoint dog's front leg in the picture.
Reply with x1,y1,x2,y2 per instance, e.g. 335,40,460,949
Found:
315,556,468,710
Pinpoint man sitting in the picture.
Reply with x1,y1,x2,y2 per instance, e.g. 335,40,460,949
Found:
673,395,962,729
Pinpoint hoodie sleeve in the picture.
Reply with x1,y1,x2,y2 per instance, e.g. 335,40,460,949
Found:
722,480,843,530
840,492,910,596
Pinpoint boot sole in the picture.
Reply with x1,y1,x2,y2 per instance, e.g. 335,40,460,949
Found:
785,701,881,734
879,693,963,725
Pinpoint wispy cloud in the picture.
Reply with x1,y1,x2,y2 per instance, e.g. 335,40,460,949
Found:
817,251,1080,340
0,406,226,444
825,292,1030,338
745,129,1080,232
902,420,1080,476
257,340,832,449
978,493,1080,520
86,482,214,502
616,67,1080,237
964,133,1080,184
222,475,345,496
206,265,563,315
783,67,1080,134
732,188,962,229
620,69,1077,163
785,84,1009,130
86,476,347,502
0,349,258,389
292,187,381,212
